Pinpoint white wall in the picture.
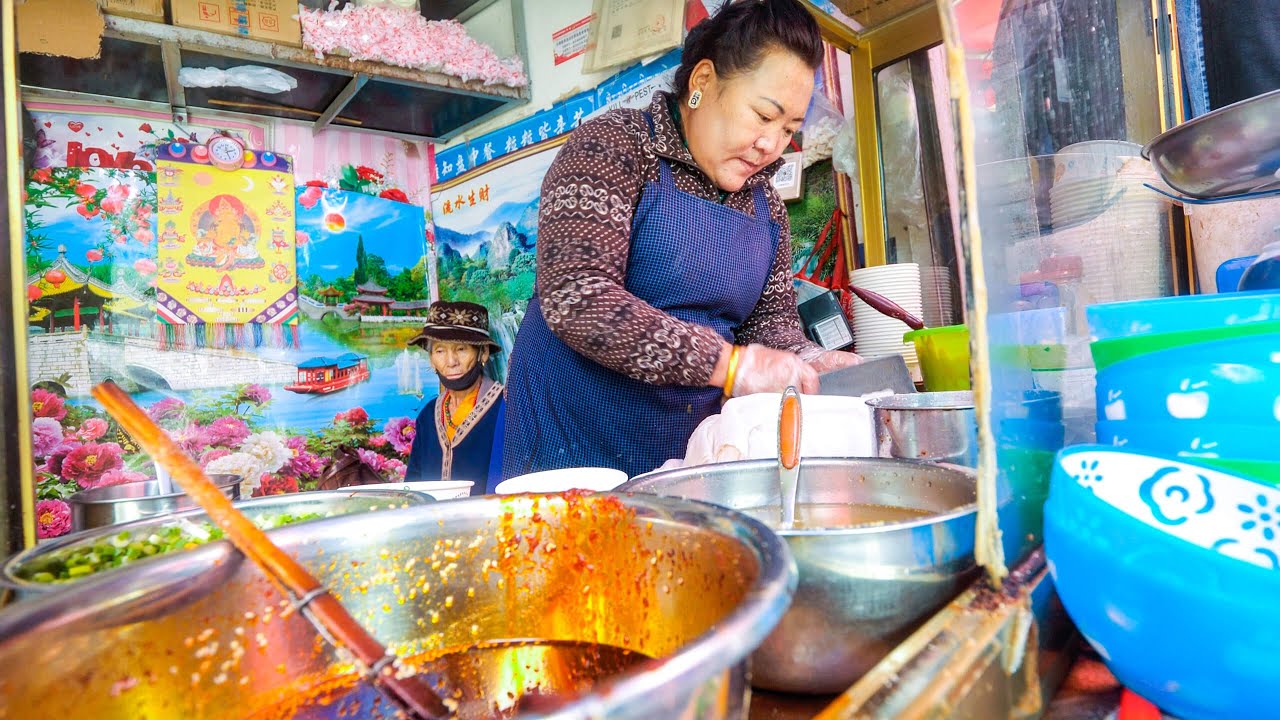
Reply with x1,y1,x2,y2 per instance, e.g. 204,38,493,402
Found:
454,0,617,147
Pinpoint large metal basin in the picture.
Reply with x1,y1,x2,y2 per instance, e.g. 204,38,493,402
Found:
2,489,431,601
1142,88,1280,198
623,458,978,695
67,476,242,531
0,492,795,719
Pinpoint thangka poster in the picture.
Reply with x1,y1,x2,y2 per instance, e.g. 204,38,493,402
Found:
154,144,298,347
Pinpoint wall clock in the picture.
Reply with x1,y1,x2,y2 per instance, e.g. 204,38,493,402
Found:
208,135,246,171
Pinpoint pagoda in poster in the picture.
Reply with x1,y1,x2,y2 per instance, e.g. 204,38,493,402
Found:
347,281,394,316
27,246,147,334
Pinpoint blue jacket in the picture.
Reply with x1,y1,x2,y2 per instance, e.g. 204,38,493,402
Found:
405,379,505,495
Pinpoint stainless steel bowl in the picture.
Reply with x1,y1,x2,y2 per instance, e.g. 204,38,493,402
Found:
3,489,431,600
67,476,242,531
0,493,795,719
1142,88,1280,199
867,391,977,467
623,458,978,694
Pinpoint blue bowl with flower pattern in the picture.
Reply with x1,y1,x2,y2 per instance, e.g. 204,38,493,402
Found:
1046,445,1280,718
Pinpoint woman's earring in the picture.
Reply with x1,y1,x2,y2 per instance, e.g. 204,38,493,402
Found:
688,90,702,109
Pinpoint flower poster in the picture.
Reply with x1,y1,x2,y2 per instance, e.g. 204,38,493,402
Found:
154,144,298,346
25,154,436,541
24,168,158,341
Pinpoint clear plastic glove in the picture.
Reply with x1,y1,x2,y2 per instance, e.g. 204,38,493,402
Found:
732,344,819,396
808,350,863,374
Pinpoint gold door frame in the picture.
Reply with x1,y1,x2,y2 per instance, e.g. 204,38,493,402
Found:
803,2,943,269
2,0,38,554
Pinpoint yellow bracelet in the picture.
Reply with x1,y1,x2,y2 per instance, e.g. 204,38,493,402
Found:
722,345,743,399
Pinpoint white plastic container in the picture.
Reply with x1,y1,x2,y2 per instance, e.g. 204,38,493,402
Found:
495,468,628,495
342,480,474,500
1184,195,1280,293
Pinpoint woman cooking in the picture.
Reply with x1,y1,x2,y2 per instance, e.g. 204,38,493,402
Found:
503,0,860,479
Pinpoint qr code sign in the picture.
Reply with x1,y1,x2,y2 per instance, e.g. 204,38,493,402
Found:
611,25,622,39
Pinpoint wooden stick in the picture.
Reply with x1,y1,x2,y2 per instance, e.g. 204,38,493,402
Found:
92,381,449,720
204,98,364,125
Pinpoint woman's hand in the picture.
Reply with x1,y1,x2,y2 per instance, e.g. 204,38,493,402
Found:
731,344,819,396
807,350,863,374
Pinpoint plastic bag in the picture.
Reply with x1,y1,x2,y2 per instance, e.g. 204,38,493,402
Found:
178,66,298,94
832,116,857,177
831,117,863,241
876,62,926,243
801,90,843,168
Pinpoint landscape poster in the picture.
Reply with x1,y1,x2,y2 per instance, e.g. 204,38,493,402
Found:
429,141,564,379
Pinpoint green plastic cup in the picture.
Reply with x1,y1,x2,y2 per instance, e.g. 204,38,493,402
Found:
904,324,971,391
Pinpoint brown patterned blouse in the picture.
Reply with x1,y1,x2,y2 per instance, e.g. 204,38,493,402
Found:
535,92,821,388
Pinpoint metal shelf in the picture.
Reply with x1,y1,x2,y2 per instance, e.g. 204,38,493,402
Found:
19,14,528,142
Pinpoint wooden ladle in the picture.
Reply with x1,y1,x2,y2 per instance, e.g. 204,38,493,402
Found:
92,381,450,720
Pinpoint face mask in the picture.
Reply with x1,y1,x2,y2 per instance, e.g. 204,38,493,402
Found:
440,361,484,392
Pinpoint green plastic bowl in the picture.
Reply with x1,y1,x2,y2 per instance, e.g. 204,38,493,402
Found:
1090,320,1280,371
1196,457,1280,485
904,324,971,391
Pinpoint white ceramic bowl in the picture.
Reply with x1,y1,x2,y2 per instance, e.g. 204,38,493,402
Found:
343,480,474,500
495,467,629,495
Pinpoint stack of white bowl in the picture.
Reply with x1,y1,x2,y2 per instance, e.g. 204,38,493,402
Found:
920,266,956,328
1048,141,1143,226
1047,142,1174,305
849,263,925,367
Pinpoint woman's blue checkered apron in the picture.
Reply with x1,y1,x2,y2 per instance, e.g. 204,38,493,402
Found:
502,114,781,478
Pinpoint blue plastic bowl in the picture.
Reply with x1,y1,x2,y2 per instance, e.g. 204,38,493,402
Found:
997,417,1065,452
1087,291,1280,341
1096,334,1280,424
1096,420,1280,460
994,389,1064,423
1046,446,1280,718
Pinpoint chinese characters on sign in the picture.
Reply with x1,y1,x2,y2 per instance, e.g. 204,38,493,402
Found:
432,49,680,184
440,184,492,215
553,16,592,65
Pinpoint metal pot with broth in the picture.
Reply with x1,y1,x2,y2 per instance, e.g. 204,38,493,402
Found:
623,457,979,695
0,493,795,719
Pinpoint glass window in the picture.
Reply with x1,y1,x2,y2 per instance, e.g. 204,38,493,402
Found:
874,45,964,327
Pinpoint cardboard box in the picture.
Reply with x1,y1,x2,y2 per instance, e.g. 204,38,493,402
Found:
17,0,105,59
829,0,927,30
100,0,165,21
171,0,301,46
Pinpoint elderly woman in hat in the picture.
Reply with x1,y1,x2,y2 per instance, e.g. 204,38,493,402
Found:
405,301,505,495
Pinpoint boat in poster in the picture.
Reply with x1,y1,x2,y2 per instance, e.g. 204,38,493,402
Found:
284,353,371,395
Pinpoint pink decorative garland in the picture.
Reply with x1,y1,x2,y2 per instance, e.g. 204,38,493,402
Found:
300,5,528,88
